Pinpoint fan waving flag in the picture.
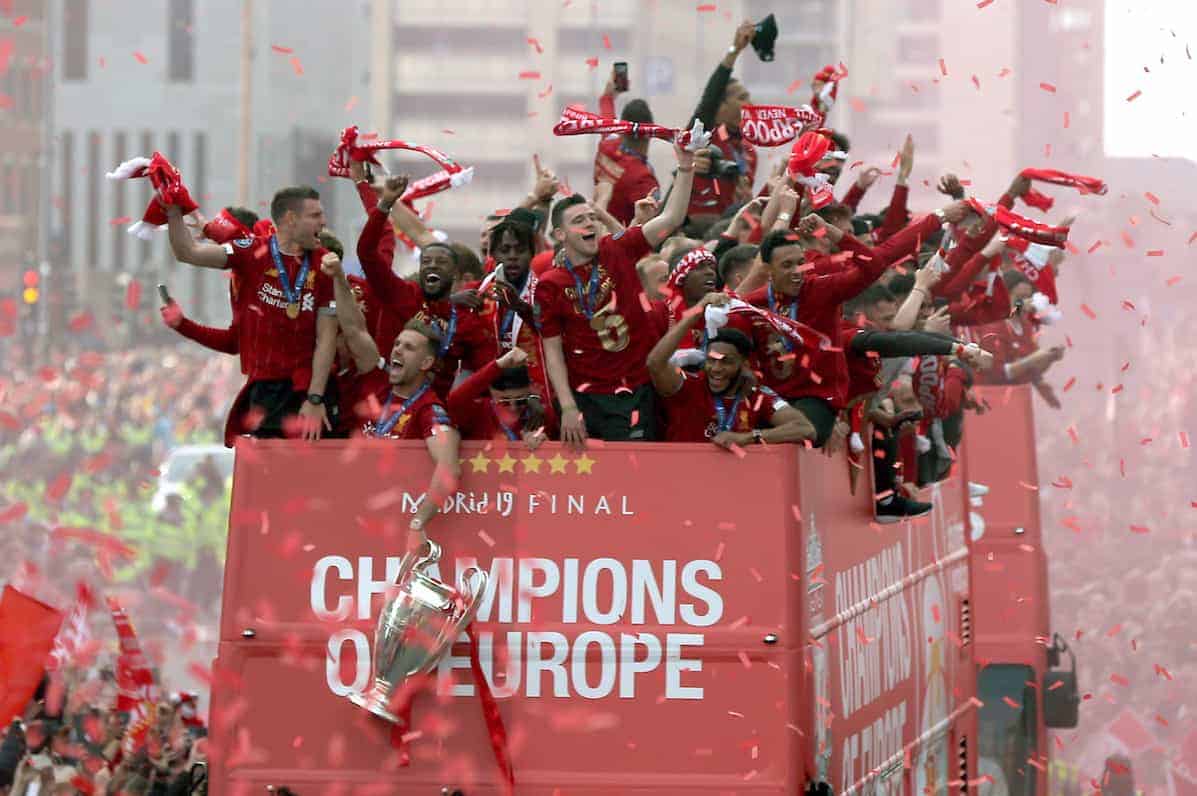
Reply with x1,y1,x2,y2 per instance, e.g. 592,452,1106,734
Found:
107,596,157,719
0,586,65,725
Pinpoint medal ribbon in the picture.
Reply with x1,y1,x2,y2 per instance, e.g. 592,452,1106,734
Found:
713,392,744,434
563,256,602,319
767,284,798,351
491,402,522,442
268,236,310,308
373,383,430,438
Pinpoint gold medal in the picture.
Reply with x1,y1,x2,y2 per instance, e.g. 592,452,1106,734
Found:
286,302,300,319
589,314,607,331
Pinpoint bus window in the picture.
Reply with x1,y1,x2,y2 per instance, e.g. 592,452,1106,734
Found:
977,664,1038,796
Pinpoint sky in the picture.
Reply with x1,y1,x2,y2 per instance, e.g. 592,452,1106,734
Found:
1104,0,1197,159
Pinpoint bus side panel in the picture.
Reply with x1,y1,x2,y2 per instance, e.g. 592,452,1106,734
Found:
208,441,806,795
802,445,969,796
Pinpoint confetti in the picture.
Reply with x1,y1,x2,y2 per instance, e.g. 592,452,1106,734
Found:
519,70,542,80
344,95,358,111
1145,191,1160,205
1129,524,1150,534
697,3,717,10
1080,303,1097,320
133,51,148,64
1039,82,1056,93
526,37,543,54
290,56,304,75
584,58,598,69
602,34,612,50
1126,90,1142,102
270,45,294,54
477,530,495,547
938,58,948,76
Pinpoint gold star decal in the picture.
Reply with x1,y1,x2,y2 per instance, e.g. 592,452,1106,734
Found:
573,454,595,475
467,451,491,473
521,453,543,473
548,453,569,474
496,453,517,473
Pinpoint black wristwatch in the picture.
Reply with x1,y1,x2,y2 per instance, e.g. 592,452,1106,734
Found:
306,393,325,406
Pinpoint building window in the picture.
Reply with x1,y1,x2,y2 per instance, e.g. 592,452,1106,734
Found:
61,131,75,265
63,0,88,81
168,0,195,82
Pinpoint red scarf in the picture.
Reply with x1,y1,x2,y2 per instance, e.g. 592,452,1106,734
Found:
1019,168,1107,211
552,104,698,147
739,104,824,147
787,132,836,209
201,208,253,244
966,199,1070,248
106,596,156,718
328,125,473,203
105,152,199,240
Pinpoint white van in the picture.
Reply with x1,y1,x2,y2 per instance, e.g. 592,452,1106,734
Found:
151,445,235,512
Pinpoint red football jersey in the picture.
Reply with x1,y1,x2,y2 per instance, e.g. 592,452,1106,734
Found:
595,136,661,226
223,236,333,387
661,371,787,443
533,227,657,394
352,366,455,440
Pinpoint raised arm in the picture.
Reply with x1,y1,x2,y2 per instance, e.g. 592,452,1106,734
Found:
359,176,416,308
892,264,941,331
166,205,229,269
689,20,754,128
321,252,378,374
936,232,1006,301
642,141,700,246
160,301,239,355
647,294,723,396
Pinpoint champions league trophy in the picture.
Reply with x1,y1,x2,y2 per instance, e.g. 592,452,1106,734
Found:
348,539,487,723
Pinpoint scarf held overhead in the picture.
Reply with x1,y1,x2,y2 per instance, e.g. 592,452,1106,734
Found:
1019,168,1108,211
739,104,825,147
328,125,474,203
105,152,199,240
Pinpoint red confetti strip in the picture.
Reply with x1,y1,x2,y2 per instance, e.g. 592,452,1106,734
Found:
519,70,542,80
1126,90,1142,102
1063,111,1070,128
133,51,148,64
602,34,612,49
270,44,293,54
289,56,303,75
697,3,717,10
1146,249,1164,256
1039,82,1056,93
1180,431,1190,448
1145,191,1160,205
971,74,981,90
977,0,994,7
1110,673,1129,686
1080,303,1097,320
938,58,948,76
527,37,543,54
1129,524,1150,534
584,58,598,69
1002,696,1020,709
1062,377,1076,392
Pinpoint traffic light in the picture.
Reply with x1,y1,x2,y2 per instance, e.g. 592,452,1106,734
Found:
22,269,39,305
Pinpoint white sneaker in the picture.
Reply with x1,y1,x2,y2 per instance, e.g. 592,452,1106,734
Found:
969,482,990,499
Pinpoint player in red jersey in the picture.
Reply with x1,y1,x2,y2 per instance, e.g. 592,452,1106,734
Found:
320,252,460,547
165,186,337,442
357,176,498,399
536,131,704,447
447,347,547,449
647,292,814,446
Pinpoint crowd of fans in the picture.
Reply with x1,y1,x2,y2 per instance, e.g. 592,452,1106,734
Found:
1,15,1148,796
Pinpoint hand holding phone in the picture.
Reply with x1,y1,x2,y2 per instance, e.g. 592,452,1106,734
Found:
158,284,173,305
613,62,629,93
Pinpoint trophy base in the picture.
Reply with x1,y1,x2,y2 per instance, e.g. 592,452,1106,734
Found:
348,690,402,724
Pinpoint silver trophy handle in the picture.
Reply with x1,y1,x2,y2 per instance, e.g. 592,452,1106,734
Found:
417,567,489,674
394,538,441,588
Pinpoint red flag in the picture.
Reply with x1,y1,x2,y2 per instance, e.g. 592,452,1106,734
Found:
106,596,156,717
0,586,64,724
48,582,94,671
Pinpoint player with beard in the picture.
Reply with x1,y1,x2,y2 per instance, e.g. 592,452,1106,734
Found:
447,346,547,450
165,186,337,442
320,252,459,545
536,130,705,447
357,176,498,399
647,292,814,446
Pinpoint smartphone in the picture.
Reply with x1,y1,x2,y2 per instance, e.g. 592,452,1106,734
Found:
158,284,172,304
613,62,629,93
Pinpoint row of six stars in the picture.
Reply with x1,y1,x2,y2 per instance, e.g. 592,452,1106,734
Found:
461,451,596,475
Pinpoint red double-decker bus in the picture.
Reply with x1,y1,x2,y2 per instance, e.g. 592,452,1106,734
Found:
206,384,1075,794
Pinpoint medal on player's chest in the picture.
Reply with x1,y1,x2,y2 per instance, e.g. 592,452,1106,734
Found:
286,302,300,319
269,236,310,322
